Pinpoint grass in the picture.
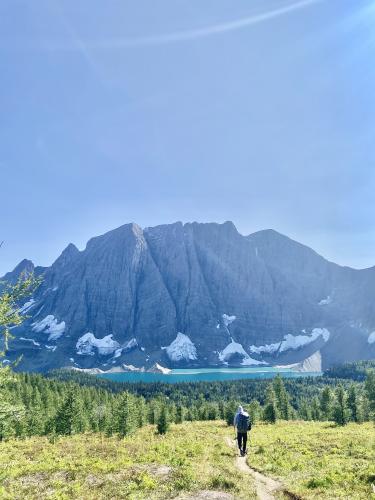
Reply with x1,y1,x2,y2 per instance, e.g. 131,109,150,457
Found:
248,421,375,499
1,421,374,499
0,421,256,499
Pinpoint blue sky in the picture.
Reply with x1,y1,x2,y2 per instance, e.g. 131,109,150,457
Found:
0,0,374,274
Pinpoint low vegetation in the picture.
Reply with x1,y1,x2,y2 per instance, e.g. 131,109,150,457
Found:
248,421,375,499
0,421,256,499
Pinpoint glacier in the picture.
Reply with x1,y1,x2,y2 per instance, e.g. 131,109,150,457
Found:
249,328,330,355
219,340,264,365
32,315,66,341
164,333,197,362
76,333,120,356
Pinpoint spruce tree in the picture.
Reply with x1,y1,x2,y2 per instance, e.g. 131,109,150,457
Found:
175,405,184,424
248,399,261,423
320,386,332,420
55,389,80,435
273,375,290,420
263,385,277,423
347,385,359,422
114,392,137,438
157,405,169,435
310,397,321,421
333,386,349,426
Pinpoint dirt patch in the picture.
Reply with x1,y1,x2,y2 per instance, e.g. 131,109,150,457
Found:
225,436,283,500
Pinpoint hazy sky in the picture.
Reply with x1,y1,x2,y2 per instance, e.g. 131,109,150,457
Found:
1,0,374,274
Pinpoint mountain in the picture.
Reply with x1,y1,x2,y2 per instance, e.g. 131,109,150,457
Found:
2,221,375,372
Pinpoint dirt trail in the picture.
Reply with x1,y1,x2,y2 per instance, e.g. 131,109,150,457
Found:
225,436,283,500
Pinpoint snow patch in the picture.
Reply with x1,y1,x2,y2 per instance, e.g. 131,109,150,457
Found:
19,337,40,347
19,299,36,314
222,314,236,327
52,286,58,291
32,315,65,341
368,332,375,345
165,333,197,362
249,328,330,355
219,341,264,365
76,333,120,356
249,341,281,355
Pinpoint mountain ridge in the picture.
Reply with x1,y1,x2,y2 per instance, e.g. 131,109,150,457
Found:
2,221,375,372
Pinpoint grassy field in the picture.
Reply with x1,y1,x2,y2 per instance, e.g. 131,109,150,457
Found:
0,421,255,500
0,421,374,499
248,421,375,499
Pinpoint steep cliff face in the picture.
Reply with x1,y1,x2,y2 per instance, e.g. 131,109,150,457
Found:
2,222,375,372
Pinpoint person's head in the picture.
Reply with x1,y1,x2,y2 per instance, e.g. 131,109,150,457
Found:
238,405,243,414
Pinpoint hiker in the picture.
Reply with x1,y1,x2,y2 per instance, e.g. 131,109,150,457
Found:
234,405,251,456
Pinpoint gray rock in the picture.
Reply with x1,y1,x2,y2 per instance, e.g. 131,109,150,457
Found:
2,221,375,372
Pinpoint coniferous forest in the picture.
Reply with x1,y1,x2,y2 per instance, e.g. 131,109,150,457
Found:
0,365,374,441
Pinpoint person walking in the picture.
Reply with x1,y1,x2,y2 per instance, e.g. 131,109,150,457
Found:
233,405,251,457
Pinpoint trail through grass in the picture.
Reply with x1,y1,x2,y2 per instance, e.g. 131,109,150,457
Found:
247,421,375,499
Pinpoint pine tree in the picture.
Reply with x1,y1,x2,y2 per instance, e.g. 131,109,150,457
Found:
273,375,291,420
114,392,137,438
157,405,169,435
320,386,332,420
347,385,359,422
298,399,311,420
333,386,349,426
175,405,184,424
263,385,277,423
310,397,321,421
54,389,86,435
248,399,261,423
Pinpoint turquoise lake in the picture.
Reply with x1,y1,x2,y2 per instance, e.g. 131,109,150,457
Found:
98,367,321,384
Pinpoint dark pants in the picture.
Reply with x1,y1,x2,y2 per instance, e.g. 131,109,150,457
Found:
237,431,247,452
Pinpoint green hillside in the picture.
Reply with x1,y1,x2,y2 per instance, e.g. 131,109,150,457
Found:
1,420,374,499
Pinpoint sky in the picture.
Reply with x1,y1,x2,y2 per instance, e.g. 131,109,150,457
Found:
0,0,374,274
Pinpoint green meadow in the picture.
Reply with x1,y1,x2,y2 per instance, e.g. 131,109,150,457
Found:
1,420,374,499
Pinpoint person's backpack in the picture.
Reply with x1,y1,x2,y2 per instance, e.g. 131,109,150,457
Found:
237,413,251,432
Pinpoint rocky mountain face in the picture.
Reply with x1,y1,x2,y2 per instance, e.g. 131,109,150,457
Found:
2,221,375,372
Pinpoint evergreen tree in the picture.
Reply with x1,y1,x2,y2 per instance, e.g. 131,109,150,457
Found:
320,386,332,420
55,389,82,435
332,386,349,426
263,385,277,423
298,399,311,420
310,397,321,421
175,405,184,424
273,375,291,420
347,385,359,422
114,392,137,438
157,405,169,435
248,399,261,423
